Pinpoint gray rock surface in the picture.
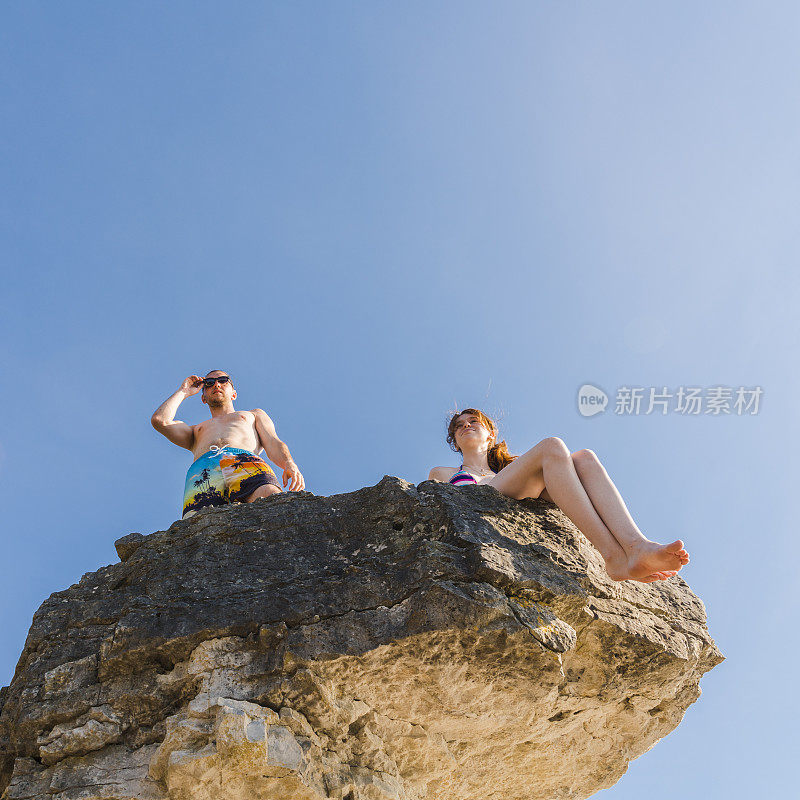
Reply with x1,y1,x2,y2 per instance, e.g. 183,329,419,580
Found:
0,477,722,799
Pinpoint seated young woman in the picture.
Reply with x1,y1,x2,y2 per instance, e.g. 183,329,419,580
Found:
428,408,689,584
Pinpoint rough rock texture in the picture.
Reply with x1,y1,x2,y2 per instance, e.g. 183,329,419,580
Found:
0,477,722,800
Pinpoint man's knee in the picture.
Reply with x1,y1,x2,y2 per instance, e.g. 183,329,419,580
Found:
246,484,282,503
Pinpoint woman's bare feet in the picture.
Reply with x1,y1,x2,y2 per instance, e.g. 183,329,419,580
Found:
604,540,689,583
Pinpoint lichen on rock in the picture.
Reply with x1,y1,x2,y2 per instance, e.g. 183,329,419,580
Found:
0,476,722,799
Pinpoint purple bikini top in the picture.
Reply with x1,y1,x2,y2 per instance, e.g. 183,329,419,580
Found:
449,465,479,486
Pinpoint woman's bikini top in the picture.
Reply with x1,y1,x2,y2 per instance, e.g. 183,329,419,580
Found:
449,465,493,486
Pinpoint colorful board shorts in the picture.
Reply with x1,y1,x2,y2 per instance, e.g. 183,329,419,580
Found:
182,446,282,518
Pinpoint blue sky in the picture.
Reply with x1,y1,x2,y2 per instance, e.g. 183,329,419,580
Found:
1,2,796,796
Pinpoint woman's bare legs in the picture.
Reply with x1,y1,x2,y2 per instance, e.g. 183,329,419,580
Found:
569,449,689,579
487,438,629,577
487,438,687,582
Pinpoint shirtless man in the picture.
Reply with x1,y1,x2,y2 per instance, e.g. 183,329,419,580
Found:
151,371,305,519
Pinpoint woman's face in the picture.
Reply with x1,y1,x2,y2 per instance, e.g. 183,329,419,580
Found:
453,413,495,451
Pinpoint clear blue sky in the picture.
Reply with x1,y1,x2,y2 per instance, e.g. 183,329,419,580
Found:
1,2,796,796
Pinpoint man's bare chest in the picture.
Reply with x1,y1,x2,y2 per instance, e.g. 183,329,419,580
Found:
193,411,258,444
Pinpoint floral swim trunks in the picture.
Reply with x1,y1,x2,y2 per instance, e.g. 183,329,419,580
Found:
182,445,282,519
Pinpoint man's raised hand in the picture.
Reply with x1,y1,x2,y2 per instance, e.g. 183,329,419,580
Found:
180,375,204,396
282,462,305,492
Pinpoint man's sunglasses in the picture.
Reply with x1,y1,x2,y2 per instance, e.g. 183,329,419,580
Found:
197,376,231,389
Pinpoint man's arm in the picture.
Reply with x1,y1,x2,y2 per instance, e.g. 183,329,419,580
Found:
253,408,305,491
151,376,201,451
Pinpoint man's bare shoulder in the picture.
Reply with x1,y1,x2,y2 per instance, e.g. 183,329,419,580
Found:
250,409,278,437
250,408,278,430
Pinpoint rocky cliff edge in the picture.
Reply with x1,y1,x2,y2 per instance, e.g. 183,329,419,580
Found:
0,477,722,800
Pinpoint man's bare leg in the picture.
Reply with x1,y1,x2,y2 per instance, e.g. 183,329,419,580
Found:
488,438,682,582
245,485,282,502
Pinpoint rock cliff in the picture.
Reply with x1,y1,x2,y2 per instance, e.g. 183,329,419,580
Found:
0,477,722,800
